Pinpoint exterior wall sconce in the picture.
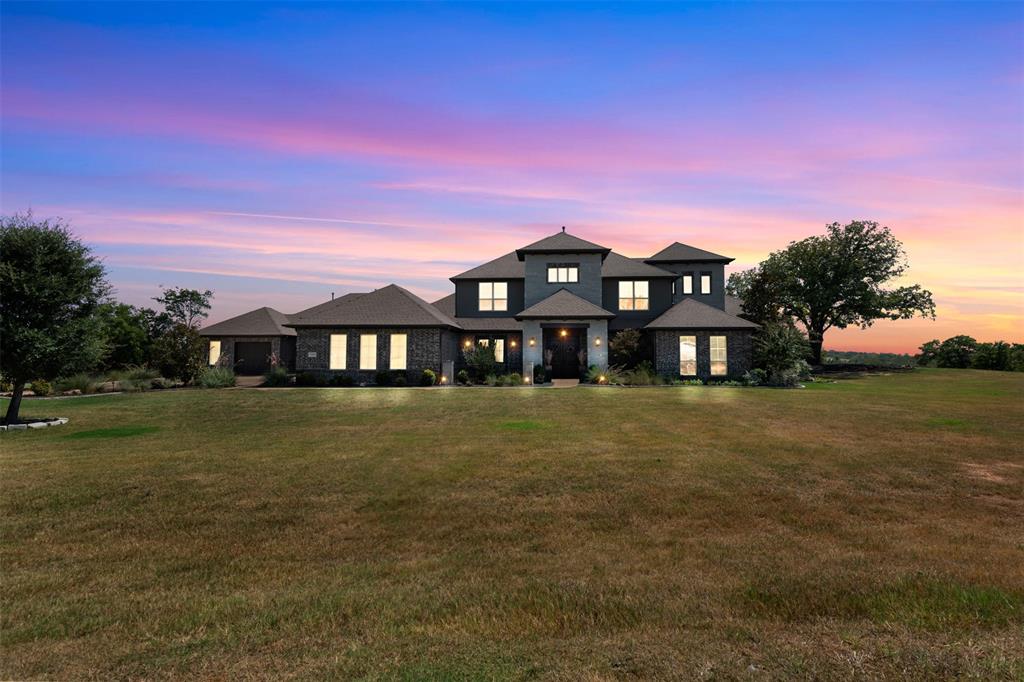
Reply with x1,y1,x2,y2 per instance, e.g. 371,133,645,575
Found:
594,336,602,346
560,329,568,338
528,337,536,347
463,339,472,348
510,339,517,348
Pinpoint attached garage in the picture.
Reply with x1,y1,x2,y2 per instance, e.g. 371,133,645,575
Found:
199,307,297,373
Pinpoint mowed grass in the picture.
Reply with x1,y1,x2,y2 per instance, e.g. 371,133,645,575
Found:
2,369,1023,680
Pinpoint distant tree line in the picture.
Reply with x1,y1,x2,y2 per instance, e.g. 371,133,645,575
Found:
1,212,214,422
823,350,916,367
916,336,1024,372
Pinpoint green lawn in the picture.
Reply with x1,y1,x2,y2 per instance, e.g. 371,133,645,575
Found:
2,370,1023,679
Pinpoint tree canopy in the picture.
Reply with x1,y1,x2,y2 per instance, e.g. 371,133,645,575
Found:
728,221,935,363
153,287,213,329
1,213,110,422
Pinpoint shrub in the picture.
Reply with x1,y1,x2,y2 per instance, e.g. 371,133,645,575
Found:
30,379,52,396
153,323,207,384
331,374,354,387
609,329,642,368
620,361,662,386
393,375,408,387
463,343,497,381
263,366,290,387
419,369,437,386
374,370,392,386
125,365,160,382
296,372,326,387
456,369,470,385
755,323,812,387
56,373,102,394
150,377,177,389
509,372,523,385
710,379,744,387
118,378,149,392
532,364,547,384
198,366,236,389
483,373,498,386
742,368,768,386
681,378,704,386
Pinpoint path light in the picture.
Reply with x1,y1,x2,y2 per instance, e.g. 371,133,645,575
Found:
440,375,447,384
599,375,606,383
524,376,531,384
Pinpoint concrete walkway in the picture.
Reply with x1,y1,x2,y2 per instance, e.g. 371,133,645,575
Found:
551,379,580,388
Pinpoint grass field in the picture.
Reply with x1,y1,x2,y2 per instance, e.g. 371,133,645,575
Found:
2,369,1023,680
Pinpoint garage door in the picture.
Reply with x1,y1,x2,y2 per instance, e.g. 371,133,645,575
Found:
234,341,272,374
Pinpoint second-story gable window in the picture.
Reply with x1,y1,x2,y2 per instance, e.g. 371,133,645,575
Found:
547,263,579,283
682,274,694,295
478,282,508,311
617,280,649,311
701,273,712,295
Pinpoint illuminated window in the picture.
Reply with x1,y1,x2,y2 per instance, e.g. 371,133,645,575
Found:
478,282,508,311
701,273,712,295
617,280,649,311
477,336,505,363
359,334,377,370
547,263,579,283
329,334,347,369
208,340,221,366
390,333,407,370
679,336,696,376
710,335,727,376
682,274,693,295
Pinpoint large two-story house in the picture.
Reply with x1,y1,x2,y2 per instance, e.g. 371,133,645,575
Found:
200,228,757,382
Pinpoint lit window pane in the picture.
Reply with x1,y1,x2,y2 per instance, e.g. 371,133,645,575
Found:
494,282,507,298
479,282,492,298
494,339,505,363
683,275,693,295
389,334,407,370
636,298,649,311
619,281,632,298
679,335,696,376
359,334,377,370
635,281,648,298
568,267,578,282
701,274,712,295
548,267,556,283
478,338,489,347
479,299,493,311
330,334,347,370
494,298,507,311
208,340,221,366
710,336,727,375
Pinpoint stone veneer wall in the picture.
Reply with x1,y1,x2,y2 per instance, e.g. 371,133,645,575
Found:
653,330,754,380
207,336,294,372
295,327,445,381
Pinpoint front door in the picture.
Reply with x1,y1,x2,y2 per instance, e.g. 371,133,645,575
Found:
546,329,583,379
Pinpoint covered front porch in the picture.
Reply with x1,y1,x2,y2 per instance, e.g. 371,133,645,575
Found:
515,288,615,381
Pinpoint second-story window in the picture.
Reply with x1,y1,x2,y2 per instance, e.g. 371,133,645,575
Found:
682,274,693,295
478,282,508,311
700,273,712,295
617,280,649,310
547,263,578,283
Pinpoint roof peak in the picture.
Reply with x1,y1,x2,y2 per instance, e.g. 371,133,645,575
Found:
646,241,733,263
515,229,612,261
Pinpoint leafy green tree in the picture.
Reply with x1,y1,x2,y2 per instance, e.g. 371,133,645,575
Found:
971,341,1012,371
934,335,977,368
462,343,497,381
916,339,941,367
153,324,207,384
1,213,109,422
609,328,643,368
754,322,811,385
727,221,936,363
97,303,171,369
153,287,212,329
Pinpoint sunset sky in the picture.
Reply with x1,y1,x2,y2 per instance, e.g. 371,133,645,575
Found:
2,2,1022,353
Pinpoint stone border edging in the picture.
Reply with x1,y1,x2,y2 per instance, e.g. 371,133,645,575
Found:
1,418,69,432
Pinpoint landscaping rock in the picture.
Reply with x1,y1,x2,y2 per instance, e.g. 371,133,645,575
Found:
62,389,82,396
56,418,69,425
8,424,27,430
27,421,50,429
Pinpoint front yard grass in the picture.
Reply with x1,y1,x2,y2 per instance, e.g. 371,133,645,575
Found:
2,369,1023,679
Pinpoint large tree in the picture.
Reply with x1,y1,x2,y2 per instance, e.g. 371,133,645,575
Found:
1,213,110,423
153,286,212,329
150,287,213,383
728,221,935,363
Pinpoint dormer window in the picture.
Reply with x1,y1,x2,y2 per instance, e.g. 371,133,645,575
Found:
682,274,693,295
547,263,579,283
478,282,508,311
617,280,649,311
701,273,712,295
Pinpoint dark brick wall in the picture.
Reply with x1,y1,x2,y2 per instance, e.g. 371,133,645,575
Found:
295,327,444,381
653,330,754,380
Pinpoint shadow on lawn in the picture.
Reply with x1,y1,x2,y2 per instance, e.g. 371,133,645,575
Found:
66,426,160,439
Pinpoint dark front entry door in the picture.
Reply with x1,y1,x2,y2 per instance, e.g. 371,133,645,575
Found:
234,341,272,374
546,329,583,379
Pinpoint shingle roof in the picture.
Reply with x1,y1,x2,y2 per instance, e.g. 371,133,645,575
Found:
450,251,525,280
288,285,460,328
724,294,744,317
200,307,296,337
601,251,677,278
432,294,523,331
516,289,615,320
644,298,759,330
515,229,611,261
646,242,733,263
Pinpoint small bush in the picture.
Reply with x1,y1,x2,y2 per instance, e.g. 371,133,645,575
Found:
742,368,767,386
420,369,437,386
463,343,498,381
30,379,52,396
509,372,523,385
374,370,392,386
125,365,160,382
57,373,102,394
150,377,177,390
532,364,547,384
456,369,470,385
681,378,704,386
296,372,326,387
393,375,408,387
484,373,498,386
118,378,148,392
198,366,236,389
710,379,744,387
263,366,290,387
620,361,662,386
331,374,354,387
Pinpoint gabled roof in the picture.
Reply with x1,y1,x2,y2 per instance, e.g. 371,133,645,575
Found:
450,251,525,281
200,307,296,337
724,294,744,317
515,229,611,261
516,289,615,320
646,242,733,263
601,251,677,278
288,284,460,328
432,293,523,331
644,298,758,330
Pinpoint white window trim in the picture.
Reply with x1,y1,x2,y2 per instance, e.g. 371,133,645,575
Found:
390,333,407,370
329,333,347,370
359,334,377,370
